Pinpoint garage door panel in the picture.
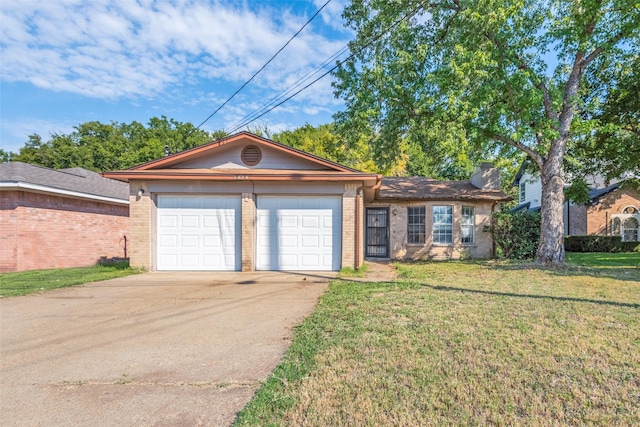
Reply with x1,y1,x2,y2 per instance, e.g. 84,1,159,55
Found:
157,195,240,271
302,235,319,247
256,196,341,271
181,235,199,247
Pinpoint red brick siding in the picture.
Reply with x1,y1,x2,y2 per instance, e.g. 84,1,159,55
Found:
0,191,129,272
586,188,640,235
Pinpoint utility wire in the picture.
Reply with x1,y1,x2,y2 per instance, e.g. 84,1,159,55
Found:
225,44,350,134
225,0,428,135
192,0,333,132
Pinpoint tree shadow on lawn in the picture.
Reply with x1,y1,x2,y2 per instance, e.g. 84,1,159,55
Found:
418,283,640,309
491,262,640,284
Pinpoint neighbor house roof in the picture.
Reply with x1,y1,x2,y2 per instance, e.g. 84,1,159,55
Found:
0,162,129,204
587,182,620,203
376,177,511,201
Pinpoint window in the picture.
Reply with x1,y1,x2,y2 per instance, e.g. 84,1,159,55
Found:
622,217,639,242
519,182,526,203
461,206,475,244
407,206,426,244
433,206,453,244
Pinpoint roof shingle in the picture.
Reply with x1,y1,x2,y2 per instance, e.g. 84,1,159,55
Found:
377,177,511,201
0,162,129,201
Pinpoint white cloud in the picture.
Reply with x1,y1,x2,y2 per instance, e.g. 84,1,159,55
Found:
0,0,349,104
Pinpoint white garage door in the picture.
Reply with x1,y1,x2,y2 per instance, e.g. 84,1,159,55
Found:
256,196,342,271
157,195,241,271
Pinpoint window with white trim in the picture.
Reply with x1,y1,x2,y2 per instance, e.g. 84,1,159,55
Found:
407,206,426,244
433,206,453,244
461,206,475,244
611,208,640,242
519,182,526,203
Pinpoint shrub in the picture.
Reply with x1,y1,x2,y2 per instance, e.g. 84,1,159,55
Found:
492,211,541,260
565,235,640,253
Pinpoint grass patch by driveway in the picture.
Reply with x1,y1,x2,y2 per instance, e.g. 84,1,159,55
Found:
0,263,141,297
235,261,640,426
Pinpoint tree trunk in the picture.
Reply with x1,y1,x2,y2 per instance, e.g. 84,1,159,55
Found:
536,148,566,264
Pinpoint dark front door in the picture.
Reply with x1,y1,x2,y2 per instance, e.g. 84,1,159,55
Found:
365,208,389,258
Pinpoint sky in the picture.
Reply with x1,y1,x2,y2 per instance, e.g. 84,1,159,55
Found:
0,0,353,153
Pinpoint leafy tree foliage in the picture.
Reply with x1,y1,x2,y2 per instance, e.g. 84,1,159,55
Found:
13,117,219,172
567,55,640,182
334,0,639,264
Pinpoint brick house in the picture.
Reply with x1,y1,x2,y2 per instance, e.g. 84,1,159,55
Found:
0,162,129,272
512,165,640,241
104,132,509,271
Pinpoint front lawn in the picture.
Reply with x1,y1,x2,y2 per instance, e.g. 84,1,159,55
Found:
566,251,640,268
0,263,141,297
235,261,640,426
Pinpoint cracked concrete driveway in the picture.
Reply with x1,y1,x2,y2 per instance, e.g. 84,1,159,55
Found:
0,271,333,426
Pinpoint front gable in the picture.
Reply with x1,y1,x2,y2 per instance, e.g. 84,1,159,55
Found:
132,132,353,172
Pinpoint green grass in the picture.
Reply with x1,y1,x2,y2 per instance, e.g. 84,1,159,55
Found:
338,263,369,278
567,251,640,268
235,261,640,426
0,262,141,297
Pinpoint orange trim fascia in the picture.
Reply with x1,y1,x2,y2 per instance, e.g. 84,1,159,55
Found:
103,171,380,183
129,131,356,173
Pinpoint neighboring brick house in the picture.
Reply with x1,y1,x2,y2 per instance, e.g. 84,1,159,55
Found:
512,164,640,241
104,132,510,271
568,184,640,241
0,162,129,272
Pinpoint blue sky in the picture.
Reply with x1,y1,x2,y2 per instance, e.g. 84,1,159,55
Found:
0,0,352,153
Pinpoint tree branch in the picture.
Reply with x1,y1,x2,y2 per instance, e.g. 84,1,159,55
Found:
482,32,559,125
482,129,544,169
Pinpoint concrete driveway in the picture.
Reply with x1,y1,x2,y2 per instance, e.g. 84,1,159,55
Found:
0,271,333,426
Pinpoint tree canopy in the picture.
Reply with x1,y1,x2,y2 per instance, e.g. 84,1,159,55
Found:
12,117,223,172
333,0,639,263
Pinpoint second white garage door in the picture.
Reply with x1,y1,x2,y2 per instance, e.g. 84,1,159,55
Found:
157,195,241,271
256,196,342,271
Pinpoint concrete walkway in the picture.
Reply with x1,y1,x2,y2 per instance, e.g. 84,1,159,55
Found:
0,271,333,426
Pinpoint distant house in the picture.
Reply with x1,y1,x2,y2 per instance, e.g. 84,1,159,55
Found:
0,162,129,272
511,165,640,242
103,132,510,271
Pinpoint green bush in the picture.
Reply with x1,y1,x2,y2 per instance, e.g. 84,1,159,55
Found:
565,235,640,253
492,211,541,260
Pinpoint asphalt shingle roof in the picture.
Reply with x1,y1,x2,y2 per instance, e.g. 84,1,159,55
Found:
0,162,129,201
377,177,511,201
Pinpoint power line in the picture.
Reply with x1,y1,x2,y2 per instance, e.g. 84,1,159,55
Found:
225,44,350,134
193,0,333,132
225,0,429,135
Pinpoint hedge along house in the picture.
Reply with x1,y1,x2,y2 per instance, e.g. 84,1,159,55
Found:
104,133,510,271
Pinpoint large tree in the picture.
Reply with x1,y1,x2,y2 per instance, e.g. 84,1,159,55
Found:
333,0,639,264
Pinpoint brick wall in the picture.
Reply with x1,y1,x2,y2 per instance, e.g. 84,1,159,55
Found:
567,204,587,235
241,192,256,271
366,200,496,260
586,188,640,235
342,183,358,269
128,183,152,270
0,190,129,272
